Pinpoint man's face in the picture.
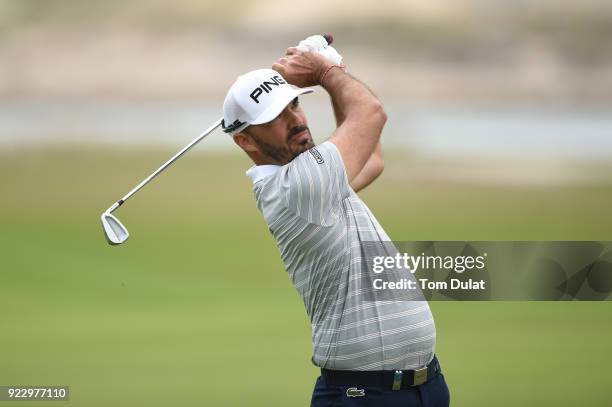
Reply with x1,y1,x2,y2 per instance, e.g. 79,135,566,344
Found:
235,97,314,165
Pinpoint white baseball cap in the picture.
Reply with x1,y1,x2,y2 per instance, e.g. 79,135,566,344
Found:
222,69,314,135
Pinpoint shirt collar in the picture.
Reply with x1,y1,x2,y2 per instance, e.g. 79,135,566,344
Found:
245,165,281,184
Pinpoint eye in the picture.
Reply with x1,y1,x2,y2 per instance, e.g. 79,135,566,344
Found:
292,97,299,108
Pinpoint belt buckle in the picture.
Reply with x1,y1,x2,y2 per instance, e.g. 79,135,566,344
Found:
392,370,403,391
413,366,428,386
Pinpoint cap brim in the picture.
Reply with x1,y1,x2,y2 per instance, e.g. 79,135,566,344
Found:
250,87,314,126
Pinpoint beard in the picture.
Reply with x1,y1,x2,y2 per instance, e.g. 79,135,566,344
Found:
251,125,314,164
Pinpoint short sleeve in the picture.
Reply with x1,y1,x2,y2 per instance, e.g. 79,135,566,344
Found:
279,141,351,226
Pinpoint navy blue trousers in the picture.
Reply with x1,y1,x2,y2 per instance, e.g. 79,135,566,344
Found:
310,363,450,406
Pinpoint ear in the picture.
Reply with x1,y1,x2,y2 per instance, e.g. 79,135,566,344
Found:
233,132,259,153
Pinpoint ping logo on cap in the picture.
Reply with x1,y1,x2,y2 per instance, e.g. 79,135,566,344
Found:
222,118,247,134
250,75,287,103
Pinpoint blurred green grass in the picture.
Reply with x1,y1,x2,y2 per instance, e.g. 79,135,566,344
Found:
1,147,611,406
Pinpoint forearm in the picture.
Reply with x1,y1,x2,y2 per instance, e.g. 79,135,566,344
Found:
322,68,387,181
325,69,384,190
322,68,382,127
328,69,381,127
350,143,384,192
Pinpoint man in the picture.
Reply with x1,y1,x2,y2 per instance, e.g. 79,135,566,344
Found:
222,36,450,406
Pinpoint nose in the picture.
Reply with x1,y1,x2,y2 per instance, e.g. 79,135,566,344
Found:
282,105,303,129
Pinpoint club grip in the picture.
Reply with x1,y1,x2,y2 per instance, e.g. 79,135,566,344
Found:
323,34,334,46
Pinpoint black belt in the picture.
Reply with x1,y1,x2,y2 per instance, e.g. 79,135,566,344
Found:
321,356,440,390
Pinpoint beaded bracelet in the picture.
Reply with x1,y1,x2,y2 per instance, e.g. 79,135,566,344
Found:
319,64,347,87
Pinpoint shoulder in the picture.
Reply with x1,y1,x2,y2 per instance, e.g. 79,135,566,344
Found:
282,141,345,179
276,142,351,226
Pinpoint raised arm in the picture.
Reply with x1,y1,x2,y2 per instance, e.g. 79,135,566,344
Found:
272,49,387,183
328,80,384,192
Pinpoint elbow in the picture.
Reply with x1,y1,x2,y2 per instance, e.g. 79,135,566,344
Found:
369,102,387,138
378,104,388,126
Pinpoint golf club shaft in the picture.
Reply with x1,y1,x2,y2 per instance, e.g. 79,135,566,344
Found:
107,117,223,213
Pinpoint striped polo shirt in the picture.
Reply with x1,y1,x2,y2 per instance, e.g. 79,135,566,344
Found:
246,141,436,370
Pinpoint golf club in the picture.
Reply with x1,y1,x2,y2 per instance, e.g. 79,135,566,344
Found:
101,33,334,246
100,118,222,245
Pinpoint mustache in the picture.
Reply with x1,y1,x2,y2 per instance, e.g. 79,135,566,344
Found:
287,125,309,141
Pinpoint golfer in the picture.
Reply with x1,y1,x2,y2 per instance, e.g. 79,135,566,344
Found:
222,35,450,406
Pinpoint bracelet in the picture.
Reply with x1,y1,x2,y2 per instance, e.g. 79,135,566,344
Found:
319,64,347,87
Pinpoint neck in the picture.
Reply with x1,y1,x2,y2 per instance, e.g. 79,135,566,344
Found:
249,152,284,166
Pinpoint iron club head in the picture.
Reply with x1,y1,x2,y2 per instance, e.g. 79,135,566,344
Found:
101,211,130,245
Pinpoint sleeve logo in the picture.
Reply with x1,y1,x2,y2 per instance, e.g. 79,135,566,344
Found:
309,147,324,164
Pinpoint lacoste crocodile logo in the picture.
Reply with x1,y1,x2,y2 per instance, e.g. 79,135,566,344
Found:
346,387,365,397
